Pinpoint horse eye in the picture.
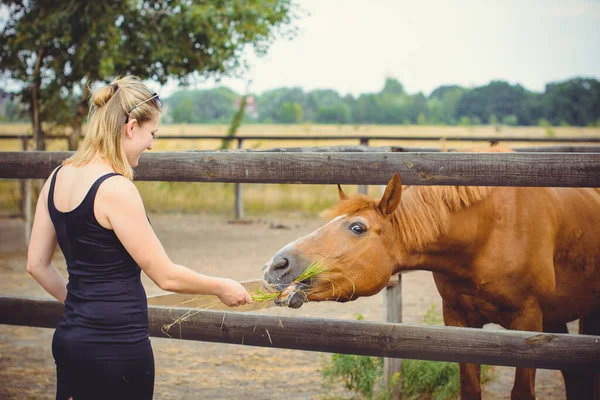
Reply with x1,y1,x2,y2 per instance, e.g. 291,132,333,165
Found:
349,223,367,235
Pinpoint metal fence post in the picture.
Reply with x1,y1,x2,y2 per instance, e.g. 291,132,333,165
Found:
234,138,244,219
358,137,369,194
19,136,28,217
384,274,403,399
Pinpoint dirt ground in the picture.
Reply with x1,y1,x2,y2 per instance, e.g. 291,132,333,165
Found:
0,212,569,399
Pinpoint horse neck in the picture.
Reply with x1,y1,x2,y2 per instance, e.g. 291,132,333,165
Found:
389,185,492,276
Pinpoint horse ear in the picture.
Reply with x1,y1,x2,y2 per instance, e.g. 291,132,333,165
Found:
338,184,349,201
378,173,402,216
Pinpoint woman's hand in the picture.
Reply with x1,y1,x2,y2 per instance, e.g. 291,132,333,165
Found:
217,278,253,307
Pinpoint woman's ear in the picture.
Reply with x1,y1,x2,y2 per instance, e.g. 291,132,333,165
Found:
125,119,137,139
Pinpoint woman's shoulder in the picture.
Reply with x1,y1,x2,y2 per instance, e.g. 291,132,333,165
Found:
98,173,137,196
96,173,144,211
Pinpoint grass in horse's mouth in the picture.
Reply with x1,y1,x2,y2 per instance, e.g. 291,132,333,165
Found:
250,261,329,303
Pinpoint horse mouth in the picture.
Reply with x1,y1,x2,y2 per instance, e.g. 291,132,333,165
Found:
273,284,305,308
266,278,312,309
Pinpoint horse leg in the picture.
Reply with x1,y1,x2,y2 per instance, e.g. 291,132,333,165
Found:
543,321,584,400
577,308,600,400
508,305,542,400
441,302,482,400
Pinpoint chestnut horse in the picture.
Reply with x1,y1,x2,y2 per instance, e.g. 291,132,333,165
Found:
262,173,600,400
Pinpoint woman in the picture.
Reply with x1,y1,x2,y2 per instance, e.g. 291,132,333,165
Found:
26,75,252,399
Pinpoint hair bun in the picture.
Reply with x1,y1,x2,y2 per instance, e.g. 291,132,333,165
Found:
91,85,116,108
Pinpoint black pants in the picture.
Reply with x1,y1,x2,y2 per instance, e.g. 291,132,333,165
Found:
53,333,155,400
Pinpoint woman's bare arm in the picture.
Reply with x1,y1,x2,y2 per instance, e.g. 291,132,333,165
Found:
26,179,68,303
98,177,251,307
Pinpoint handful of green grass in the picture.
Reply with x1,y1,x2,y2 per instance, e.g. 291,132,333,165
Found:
250,261,329,303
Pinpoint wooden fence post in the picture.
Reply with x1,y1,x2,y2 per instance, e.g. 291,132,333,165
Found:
358,137,369,194
384,274,403,399
24,178,32,246
19,136,28,217
234,138,244,219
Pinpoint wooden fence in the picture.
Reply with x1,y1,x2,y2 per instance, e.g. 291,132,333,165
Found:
2,151,598,186
2,133,600,149
1,150,599,397
1,295,598,372
2,149,599,244
3,133,599,218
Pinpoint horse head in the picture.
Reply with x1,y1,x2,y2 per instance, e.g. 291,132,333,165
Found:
262,173,403,308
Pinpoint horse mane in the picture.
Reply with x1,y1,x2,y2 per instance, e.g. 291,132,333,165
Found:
327,145,509,251
394,144,511,250
392,185,492,251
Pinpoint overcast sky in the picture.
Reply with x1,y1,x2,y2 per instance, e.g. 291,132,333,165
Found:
2,0,599,97
155,0,600,97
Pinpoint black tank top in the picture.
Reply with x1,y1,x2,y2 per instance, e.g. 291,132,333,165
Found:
48,165,149,344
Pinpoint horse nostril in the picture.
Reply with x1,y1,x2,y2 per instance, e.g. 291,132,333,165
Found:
272,257,289,271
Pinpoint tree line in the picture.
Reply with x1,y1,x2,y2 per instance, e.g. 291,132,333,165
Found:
166,77,600,127
1,0,598,148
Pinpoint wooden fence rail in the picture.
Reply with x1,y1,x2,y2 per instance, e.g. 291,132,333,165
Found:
1,296,599,371
1,151,599,187
2,133,600,147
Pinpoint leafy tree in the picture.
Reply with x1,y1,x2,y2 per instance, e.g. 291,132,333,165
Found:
307,89,343,107
278,101,303,123
256,87,305,122
302,92,319,122
429,85,465,101
315,104,350,124
408,92,428,122
170,97,195,124
428,86,466,125
541,78,600,126
376,94,412,124
351,94,379,124
167,87,237,123
426,98,443,124
0,0,299,149
456,81,531,125
381,78,405,96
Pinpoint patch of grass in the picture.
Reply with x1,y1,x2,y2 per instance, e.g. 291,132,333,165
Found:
322,352,384,399
320,306,494,400
0,181,21,212
135,181,348,217
401,305,494,400
321,314,390,400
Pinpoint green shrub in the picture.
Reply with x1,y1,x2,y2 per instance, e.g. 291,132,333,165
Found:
402,359,460,399
320,307,494,400
322,353,384,399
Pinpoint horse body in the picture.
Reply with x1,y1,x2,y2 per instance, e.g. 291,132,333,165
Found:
422,186,600,329
263,174,600,400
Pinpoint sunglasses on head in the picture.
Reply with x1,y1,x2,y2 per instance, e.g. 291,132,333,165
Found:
125,93,162,123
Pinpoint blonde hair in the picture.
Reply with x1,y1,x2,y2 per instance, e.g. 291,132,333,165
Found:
63,75,161,180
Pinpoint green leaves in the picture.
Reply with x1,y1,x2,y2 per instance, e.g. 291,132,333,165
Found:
0,0,299,129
